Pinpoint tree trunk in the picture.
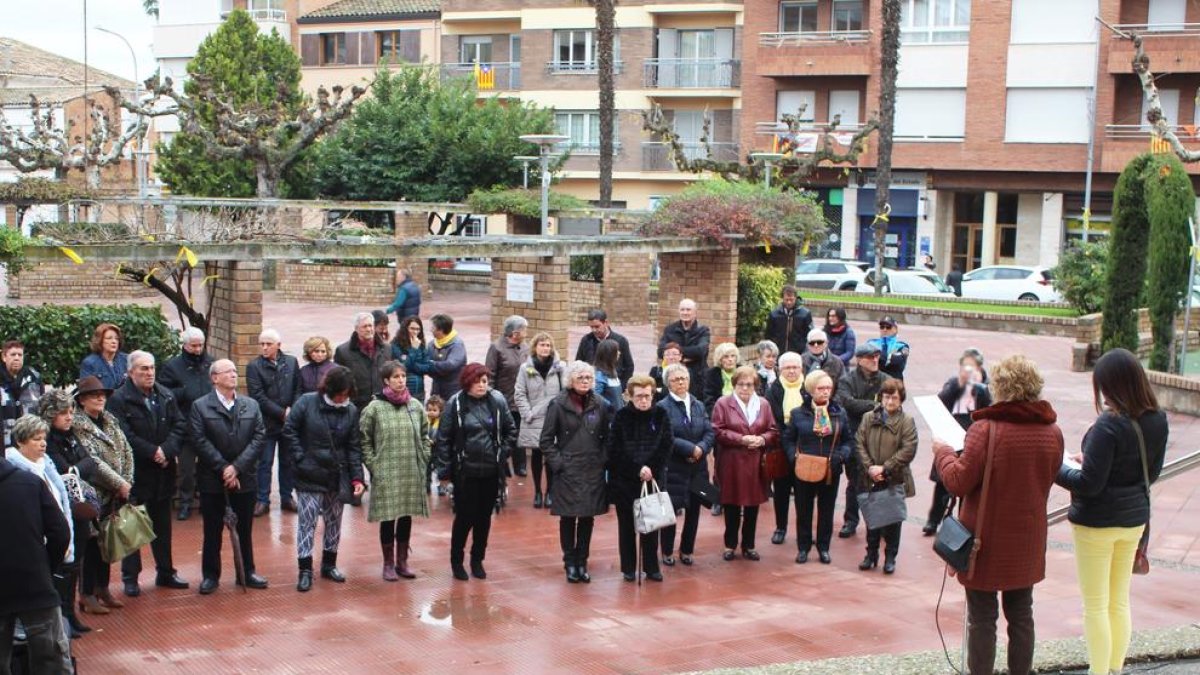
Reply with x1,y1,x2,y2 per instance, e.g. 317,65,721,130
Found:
595,0,615,207
872,0,901,297
256,163,280,199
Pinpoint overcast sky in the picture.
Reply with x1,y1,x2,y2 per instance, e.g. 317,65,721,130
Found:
5,0,156,83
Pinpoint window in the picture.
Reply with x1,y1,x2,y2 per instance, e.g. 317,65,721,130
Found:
901,0,971,43
777,90,816,123
819,263,848,274
379,31,420,63
780,2,818,33
554,30,596,70
829,90,861,126
460,36,492,64
555,111,603,153
796,262,820,274
1148,0,1186,32
1142,88,1180,128
1010,0,1095,43
998,227,1017,259
833,0,864,31
895,89,966,139
1006,89,1089,143
322,33,346,65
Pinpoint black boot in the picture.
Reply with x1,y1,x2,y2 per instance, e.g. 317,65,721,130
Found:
320,550,346,583
470,558,487,580
59,566,91,636
297,557,313,592
859,550,879,571
451,551,469,581
883,553,897,575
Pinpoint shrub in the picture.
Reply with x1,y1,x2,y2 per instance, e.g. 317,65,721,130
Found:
0,305,178,387
639,180,828,249
0,226,31,274
1144,153,1194,372
1101,154,1152,353
737,264,787,345
571,255,603,282
1052,239,1109,315
466,187,588,218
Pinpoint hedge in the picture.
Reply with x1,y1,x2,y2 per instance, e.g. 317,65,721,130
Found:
1144,153,1193,372
737,264,787,345
0,305,178,387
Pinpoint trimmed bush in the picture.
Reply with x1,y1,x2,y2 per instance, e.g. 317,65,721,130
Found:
1101,154,1152,353
1143,153,1194,372
737,264,787,345
466,187,588,218
1052,239,1109,315
0,305,178,387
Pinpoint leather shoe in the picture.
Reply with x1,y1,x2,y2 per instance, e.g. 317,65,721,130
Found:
838,523,857,538
742,549,761,561
281,499,299,513
297,570,313,592
662,555,676,567
122,580,141,597
451,563,469,581
883,557,897,575
566,566,580,583
711,504,723,516
176,503,192,521
577,565,591,583
240,573,268,590
622,572,636,582
533,492,543,509
470,560,487,580
818,550,832,564
155,573,190,590
645,572,664,582
253,502,269,517
722,549,736,561
544,494,553,508
198,578,219,595
794,551,809,564
771,529,786,545
320,566,346,583
922,522,938,536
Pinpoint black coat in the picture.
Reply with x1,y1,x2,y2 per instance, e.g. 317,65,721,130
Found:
703,366,737,414
658,321,711,398
0,458,70,614
46,427,99,483
1056,410,1169,528
575,330,635,385
658,394,714,510
246,353,301,437
937,377,993,430
107,378,187,503
765,304,813,356
540,391,611,517
434,390,516,482
189,391,266,494
334,332,390,409
157,351,213,417
782,398,853,472
606,403,673,506
283,392,365,494
837,367,892,434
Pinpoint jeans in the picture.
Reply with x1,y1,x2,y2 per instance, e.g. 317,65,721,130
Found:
450,475,498,563
795,473,841,552
296,491,344,559
1072,523,1144,675
0,606,73,675
255,435,294,505
965,586,1035,675
722,505,760,551
121,497,175,582
661,499,702,556
200,490,256,581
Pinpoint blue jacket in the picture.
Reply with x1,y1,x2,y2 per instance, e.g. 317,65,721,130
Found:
594,370,624,411
782,397,852,473
657,393,714,510
826,325,856,367
867,336,911,380
79,351,129,390
385,277,421,320
427,336,467,400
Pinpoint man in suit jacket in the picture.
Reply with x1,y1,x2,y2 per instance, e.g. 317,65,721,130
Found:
246,329,301,516
158,326,213,521
191,359,269,595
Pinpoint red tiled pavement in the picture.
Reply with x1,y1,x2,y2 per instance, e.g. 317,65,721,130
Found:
20,288,1200,673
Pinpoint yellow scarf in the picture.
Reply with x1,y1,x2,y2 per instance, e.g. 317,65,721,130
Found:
721,368,735,396
781,377,805,424
434,329,458,350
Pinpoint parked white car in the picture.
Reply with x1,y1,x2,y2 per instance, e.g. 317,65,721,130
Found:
794,259,870,291
960,266,1060,302
856,269,957,296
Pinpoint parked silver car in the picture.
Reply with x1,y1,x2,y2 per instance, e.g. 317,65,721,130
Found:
794,259,870,291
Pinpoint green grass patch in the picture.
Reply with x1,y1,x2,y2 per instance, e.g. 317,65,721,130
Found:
800,292,1081,318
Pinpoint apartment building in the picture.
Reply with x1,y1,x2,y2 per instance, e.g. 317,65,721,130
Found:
742,0,1200,272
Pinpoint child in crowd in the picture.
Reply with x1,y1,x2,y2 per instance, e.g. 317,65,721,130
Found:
425,396,445,496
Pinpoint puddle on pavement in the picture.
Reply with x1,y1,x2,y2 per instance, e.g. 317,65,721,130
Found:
419,596,533,629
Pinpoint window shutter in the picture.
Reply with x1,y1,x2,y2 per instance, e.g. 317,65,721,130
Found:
714,28,734,59
361,32,377,66
711,109,733,142
401,31,421,64
301,34,319,67
345,32,360,65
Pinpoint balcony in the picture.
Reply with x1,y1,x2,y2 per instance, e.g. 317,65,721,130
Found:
643,59,740,90
1100,123,1200,173
754,121,865,154
642,141,739,171
440,62,521,91
756,30,872,77
1107,24,1200,73
546,61,625,75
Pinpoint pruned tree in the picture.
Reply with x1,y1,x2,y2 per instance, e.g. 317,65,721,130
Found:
870,0,902,296
0,93,147,188
592,0,616,207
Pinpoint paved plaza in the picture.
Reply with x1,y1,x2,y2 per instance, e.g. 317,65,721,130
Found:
17,287,1200,673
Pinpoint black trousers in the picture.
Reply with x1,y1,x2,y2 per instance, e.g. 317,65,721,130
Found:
508,412,526,472
558,516,595,566
771,474,793,531
865,522,902,558
965,587,1035,675
615,500,660,575
81,537,109,595
177,441,197,507
451,475,498,563
122,497,175,581
530,447,552,494
379,516,413,548
199,490,256,581
722,505,760,551
660,499,702,556
795,473,841,552
842,453,860,527
927,478,952,526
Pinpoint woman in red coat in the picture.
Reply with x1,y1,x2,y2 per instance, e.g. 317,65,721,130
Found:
711,365,778,562
933,354,1063,675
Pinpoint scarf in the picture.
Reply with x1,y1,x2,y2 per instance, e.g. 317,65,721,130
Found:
828,322,846,335
359,337,377,359
434,329,458,350
533,355,553,378
812,400,833,436
6,448,74,563
323,394,352,409
721,368,734,396
953,383,976,416
734,394,761,426
382,385,411,406
781,376,805,425
569,389,589,413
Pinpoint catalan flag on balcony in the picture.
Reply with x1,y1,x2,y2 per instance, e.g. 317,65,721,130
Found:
1150,133,1171,154
474,62,495,90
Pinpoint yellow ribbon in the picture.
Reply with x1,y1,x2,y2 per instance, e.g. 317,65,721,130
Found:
175,245,198,268
143,267,159,286
59,247,83,264
201,274,219,286
762,239,772,254
114,263,123,278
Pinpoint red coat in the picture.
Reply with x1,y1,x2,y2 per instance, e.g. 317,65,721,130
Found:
933,400,1063,592
711,394,778,507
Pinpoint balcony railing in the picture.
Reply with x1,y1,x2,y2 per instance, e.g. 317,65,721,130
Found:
642,141,739,171
1110,22,1200,36
1105,124,1200,140
440,62,522,90
248,8,287,22
562,141,623,156
643,58,741,88
546,61,624,75
754,121,866,153
759,30,870,47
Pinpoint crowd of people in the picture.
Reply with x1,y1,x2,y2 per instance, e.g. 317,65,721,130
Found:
0,279,1170,675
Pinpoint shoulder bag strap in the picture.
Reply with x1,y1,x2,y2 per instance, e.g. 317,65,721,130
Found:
1131,418,1151,499
966,421,998,580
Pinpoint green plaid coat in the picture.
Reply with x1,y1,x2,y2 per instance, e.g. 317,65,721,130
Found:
360,395,430,522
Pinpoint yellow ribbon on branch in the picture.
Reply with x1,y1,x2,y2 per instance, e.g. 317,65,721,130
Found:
59,247,83,264
175,246,198,268
143,267,159,287
871,203,892,226
201,274,219,286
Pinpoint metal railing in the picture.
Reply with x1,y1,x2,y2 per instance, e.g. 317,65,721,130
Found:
248,8,287,22
759,30,871,47
546,60,624,75
755,120,865,135
1048,449,1200,526
1111,22,1200,36
641,141,739,170
440,62,522,90
642,58,741,88
564,141,623,156
1105,124,1199,139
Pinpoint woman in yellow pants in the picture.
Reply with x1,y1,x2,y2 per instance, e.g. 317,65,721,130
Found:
1056,348,1167,675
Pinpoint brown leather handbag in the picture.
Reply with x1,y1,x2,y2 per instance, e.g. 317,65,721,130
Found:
761,447,790,482
795,421,840,484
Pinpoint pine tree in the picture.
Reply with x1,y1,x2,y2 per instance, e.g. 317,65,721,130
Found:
1101,153,1152,352
1144,153,1193,371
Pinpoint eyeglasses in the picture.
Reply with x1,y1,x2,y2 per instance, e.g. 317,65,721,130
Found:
667,376,689,383
808,341,825,346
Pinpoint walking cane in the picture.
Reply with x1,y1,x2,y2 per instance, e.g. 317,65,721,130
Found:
636,524,642,587
224,492,248,594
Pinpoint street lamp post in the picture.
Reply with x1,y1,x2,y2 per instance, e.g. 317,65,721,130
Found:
513,155,539,189
750,151,785,189
518,135,569,235
94,26,145,198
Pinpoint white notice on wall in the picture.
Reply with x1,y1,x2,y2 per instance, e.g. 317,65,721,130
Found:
506,273,534,303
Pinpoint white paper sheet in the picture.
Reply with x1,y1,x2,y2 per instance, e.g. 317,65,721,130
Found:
912,395,967,451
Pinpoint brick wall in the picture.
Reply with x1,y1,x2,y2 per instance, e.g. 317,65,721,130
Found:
490,256,570,353
206,260,263,387
656,250,739,364
7,262,158,300
571,280,602,322
276,262,395,306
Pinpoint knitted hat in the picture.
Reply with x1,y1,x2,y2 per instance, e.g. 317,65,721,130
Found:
37,389,75,422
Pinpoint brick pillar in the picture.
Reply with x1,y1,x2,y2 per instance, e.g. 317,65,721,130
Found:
394,210,430,299
206,260,263,387
656,250,739,361
601,252,653,325
491,256,570,354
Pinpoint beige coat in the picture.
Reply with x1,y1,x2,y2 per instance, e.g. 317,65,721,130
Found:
854,407,918,498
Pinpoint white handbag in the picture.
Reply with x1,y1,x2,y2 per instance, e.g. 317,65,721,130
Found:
634,479,677,535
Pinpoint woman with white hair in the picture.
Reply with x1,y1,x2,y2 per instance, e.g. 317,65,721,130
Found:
657,363,713,566
765,351,807,546
755,340,780,395
801,329,844,384
540,361,612,583
703,342,741,414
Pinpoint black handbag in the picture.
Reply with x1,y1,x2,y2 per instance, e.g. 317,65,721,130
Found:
690,472,721,508
933,422,996,579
